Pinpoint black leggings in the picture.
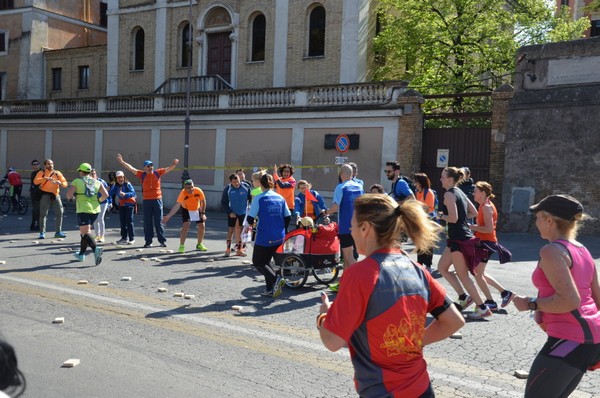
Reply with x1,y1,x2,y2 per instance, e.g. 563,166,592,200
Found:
252,244,279,291
525,337,600,398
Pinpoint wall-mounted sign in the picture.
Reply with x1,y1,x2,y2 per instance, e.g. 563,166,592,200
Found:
437,149,449,168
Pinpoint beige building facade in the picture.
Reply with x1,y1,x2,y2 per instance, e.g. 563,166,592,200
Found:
0,0,107,100
107,0,378,95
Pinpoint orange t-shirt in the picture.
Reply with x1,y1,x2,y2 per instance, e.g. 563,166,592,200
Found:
475,200,497,242
416,189,435,214
135,168,166,200
176,187,205,211
33,169,68,195
274,176,296,210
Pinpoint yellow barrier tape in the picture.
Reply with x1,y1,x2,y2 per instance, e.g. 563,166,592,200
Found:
10,164,341,174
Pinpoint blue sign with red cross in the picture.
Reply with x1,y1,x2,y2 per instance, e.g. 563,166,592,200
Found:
335,134,350,154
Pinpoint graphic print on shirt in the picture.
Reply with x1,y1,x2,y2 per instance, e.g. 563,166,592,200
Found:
380,312,425,359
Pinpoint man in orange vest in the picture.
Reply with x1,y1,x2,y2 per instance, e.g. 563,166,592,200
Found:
117,154,179,248
33,159,68,239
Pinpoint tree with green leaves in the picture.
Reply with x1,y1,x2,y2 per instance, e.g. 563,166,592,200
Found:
374,0,590,95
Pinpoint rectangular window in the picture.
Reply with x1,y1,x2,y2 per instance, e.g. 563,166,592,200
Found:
592,20,600,38
0,0,14,10
0,31,6,54
52,68,62,90
0,72,4,100
78,65,89,89
100,2,107,28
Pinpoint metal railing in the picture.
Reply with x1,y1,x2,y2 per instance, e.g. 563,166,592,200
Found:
0,81,408,116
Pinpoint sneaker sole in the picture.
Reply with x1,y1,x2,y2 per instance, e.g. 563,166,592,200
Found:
94,248,103,266
272,280,286,298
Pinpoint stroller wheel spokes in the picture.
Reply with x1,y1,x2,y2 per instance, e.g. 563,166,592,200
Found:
312,265,340,285
280,254,309,289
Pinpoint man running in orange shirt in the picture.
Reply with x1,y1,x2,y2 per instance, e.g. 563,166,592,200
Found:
163,179,208,253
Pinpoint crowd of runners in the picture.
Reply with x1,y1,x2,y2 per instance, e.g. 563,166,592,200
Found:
2,157,599,398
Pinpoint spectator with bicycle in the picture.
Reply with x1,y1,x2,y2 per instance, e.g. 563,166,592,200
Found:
0,168,23,213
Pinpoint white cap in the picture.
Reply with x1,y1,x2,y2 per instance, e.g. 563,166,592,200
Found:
116,171,125,177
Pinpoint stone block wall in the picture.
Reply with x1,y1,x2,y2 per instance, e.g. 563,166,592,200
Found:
504,37,600,233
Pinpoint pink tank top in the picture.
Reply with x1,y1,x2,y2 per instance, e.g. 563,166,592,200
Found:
532,239,600,343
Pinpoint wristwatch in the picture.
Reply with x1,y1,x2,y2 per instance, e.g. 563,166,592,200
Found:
528,297,538,311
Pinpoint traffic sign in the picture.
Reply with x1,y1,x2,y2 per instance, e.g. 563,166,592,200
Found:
437,149,449,168
335,134,350,154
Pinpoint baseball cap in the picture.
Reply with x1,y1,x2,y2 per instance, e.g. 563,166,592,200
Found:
144,160,153,167
184,179,193,186
529,194,583,221
8,167,15,172
77,163,92,173
116,171,125,177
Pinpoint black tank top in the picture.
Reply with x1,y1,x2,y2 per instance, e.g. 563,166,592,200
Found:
442,187,473,240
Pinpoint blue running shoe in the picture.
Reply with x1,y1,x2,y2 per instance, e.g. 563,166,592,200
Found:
73,252,85,262
94,247,103,266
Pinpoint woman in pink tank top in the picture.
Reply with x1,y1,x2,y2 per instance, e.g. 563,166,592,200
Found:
513,194,600,398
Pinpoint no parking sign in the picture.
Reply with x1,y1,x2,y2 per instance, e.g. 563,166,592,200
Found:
335,134,350,154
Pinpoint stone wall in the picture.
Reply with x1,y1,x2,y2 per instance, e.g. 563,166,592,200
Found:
503,37,600,234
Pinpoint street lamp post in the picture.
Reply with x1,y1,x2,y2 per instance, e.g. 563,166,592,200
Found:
181,0,193,185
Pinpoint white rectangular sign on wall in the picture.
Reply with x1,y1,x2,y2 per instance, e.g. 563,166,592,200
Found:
437,149,449,168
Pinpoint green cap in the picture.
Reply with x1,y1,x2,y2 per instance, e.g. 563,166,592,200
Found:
77,163,92,173
184,179,193,186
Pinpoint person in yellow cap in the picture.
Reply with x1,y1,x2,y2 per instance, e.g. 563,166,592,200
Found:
66,163,108,265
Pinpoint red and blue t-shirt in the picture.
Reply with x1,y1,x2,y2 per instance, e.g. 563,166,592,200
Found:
324,249,448,397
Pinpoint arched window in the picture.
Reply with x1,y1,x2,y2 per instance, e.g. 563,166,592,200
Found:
308,5,325,57
250,13,266,62
132,27,145,71
180,22,192,68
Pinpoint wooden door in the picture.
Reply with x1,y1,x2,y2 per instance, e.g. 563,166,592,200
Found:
206,32,231,83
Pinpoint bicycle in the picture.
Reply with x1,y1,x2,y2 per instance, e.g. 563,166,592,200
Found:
0,184,28,215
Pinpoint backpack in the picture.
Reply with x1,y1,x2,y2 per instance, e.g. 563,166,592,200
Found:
7,171,22,186
80,176,97,198
401,175,417,194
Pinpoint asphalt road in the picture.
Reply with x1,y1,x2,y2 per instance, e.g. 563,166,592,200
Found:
1,206,599,398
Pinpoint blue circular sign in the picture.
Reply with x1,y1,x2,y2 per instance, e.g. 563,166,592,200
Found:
335,134,350,154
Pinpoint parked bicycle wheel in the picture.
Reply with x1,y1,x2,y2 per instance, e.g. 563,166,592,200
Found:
0,195,10,214
16,198,28,215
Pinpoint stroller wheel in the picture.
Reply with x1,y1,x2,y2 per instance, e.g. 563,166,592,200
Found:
312,265,340,285
279,254,309,289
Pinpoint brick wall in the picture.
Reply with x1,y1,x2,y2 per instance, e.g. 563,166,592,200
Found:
504,37,600,234
119,10,156,95
396,90,424,175
286,0,342,86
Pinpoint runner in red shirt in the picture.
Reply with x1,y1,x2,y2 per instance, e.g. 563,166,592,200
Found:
317,195,464,398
